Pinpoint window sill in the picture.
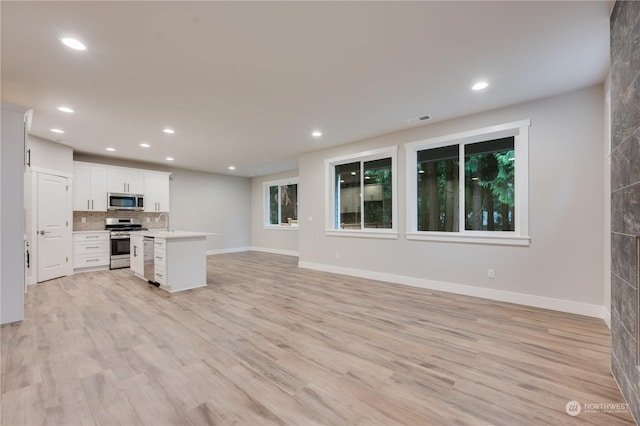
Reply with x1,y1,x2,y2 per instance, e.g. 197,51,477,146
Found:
264,225,299,231
326,229,398,239
405,232,530,246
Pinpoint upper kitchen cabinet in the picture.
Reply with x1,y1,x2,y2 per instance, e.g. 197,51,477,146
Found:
73,162,108,211
144,171,171,212
108,167,143,194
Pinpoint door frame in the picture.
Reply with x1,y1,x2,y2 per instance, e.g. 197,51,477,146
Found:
28,168,73,284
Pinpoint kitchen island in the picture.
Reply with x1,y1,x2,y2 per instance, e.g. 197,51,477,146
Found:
130,230,214,293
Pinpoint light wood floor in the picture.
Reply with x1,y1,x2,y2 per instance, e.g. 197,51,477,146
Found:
1,251,634,425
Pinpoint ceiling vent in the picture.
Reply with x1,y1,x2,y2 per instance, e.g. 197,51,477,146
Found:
406,115,431,125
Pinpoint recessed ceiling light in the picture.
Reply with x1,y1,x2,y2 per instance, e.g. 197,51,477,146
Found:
61,37,86,51
57,106,74,113
139,143,150,148
472,81,489,91
365,176,371,180
50,128,64,134
228,166,236,170
163,128,175,134
418,170,425,174
311,130,322,137
350,171,357,175
165,157,174,161
106,147,115,152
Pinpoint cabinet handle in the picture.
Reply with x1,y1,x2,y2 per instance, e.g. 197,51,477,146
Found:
155,256,163,260
87,200,90,209
133,246,137,257
26,149,31,167
86,246,100,249
91,200,94,209
86,259,100,262
156,273,163,277
86,236,99,239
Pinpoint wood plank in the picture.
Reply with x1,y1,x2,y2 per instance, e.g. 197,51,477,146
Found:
0,251,634,425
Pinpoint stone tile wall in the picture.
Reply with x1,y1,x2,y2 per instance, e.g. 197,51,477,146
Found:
610,1,640,422
73,211,168,231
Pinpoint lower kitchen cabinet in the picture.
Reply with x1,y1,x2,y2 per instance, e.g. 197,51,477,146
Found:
130,231,208,292
73,231,110,272
130,234,144,276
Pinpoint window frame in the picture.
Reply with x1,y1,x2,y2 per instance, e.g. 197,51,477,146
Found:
263,177,299,230
325,146,398,239
405,120,531,246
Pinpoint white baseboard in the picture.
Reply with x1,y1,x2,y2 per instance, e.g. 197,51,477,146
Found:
207,247,251,255
249,246,299,257
602,307,611,329
299,260,608,320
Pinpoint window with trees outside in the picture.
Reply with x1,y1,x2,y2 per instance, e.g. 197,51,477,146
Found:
326,146,397,238
264,178,298,228
405,120,530,246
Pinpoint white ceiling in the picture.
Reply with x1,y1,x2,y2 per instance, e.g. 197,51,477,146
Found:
1,1,611,177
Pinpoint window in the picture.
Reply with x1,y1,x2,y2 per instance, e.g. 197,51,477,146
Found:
264,178,298,228
326,146,397,238
406,120,530,245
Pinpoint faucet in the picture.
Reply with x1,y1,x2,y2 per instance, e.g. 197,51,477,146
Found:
157,212,170,231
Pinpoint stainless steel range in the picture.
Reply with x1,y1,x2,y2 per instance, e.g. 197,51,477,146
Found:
105,218,147,269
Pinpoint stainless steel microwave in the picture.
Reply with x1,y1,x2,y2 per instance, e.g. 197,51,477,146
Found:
107,193,144,211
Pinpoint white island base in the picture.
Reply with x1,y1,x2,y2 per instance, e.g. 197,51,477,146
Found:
131,231,211,293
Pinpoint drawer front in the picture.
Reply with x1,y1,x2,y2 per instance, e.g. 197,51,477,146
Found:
74,254,110,268
73,232,109,242
154,269,166,285
74,241,109,256
154,238,166,250
154,248,166,265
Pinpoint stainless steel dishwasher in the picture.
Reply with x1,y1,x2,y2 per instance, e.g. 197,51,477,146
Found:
143,237,156,284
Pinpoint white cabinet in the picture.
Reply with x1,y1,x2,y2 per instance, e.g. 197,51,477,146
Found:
73,232,110,272
153,238,167,285
1,103,31,324
130,234,144,276
73,162,108,211
108,167,143,194
144,171,171,212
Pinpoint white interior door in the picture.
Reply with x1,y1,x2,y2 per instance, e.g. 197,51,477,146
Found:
37,173,71,282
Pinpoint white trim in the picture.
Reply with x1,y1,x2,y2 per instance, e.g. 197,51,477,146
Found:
325,145,398,234
263,225,299,231
206,247,251,255
326,229,398,239
29,166,73,178
406,232,530,246
250,246,299,257
298,260,607,319
405,119,530,242
602,307,611,329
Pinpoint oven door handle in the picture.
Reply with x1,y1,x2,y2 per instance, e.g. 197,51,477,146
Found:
110,235,131,240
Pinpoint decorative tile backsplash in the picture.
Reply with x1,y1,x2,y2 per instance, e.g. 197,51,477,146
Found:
73,211,169,231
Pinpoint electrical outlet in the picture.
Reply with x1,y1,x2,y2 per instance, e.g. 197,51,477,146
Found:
335,252,340,259
488,268,495,279
81,217,86,223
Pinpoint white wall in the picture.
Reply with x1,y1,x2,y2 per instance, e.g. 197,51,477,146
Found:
250,170,299,256
298,85,606,318
28,135,73,175
73,154,251,252
603,75,612,327
1,103,29,324
169,168,251,253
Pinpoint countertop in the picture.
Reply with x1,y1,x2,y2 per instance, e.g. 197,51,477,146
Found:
130,230,216,239
73,230,110,234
